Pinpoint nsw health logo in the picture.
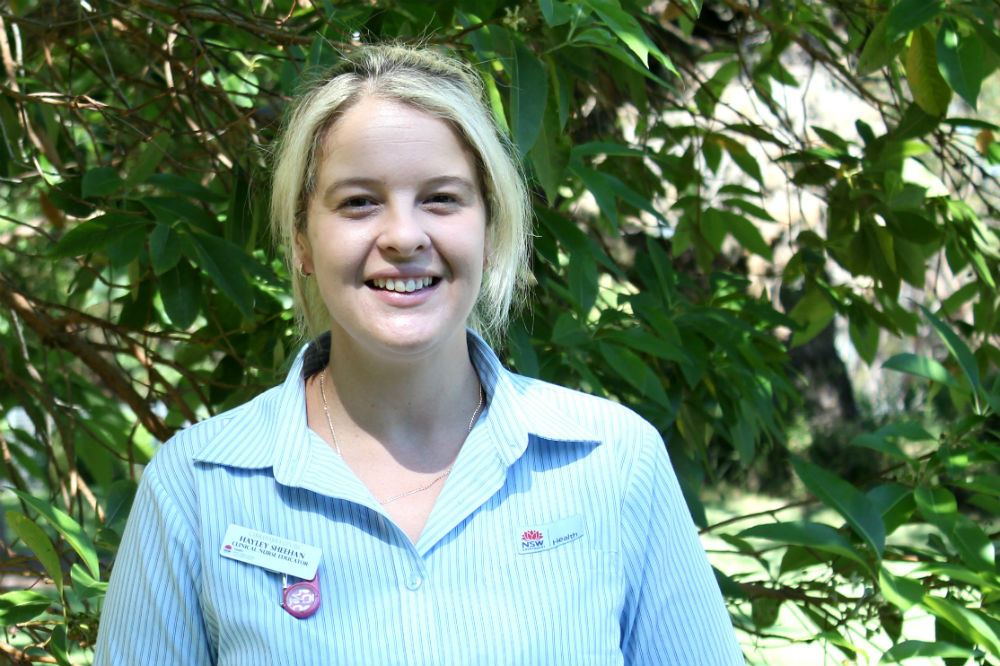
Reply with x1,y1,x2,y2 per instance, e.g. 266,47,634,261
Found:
521,529,544,551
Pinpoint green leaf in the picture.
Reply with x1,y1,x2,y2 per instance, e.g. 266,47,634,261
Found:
885,0,944,44
704,208,772,259
851,433,908,461
858,14,906,75
125,133,170,188
879,567,924,611
739,520,871,571
184,231,255,319
6,510,63,593
883,353,961,388
792,458,886,557
49,213,149,258
539,0,574,26
529,102,570,204
849,313,880,365
911,485,994,571
510,38,548,157
573,165,619,232
905,26,953,117
70,563,107,599
598,342,669,407
922,595,1000,655
8,489,100,578
787,287,835,347
936,19,985,109
103,478,138,530
581,0,677,75
0,590,52,626
81,166,124,198
146,173,227,203
919,305,980,392
50,623,71,666
149,223,183,276
160,260,201,329
882,640,979,663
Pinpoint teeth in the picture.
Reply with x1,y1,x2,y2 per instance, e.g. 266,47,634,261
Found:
372,277,433,293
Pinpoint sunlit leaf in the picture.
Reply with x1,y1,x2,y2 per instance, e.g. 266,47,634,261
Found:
6,510,63,593
0,590,52,625
793,458,886,557
8,490,100,578
936,19,985,109
883,353,961,388
905,26,952,116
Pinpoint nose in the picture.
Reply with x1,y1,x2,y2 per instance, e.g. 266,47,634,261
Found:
376,204,430,257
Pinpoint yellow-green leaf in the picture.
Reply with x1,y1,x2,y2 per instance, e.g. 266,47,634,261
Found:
905,26,952,116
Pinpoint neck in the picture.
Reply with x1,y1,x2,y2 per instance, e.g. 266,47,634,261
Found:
318,330,482,461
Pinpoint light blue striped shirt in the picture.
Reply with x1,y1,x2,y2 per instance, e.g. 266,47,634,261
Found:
94,332,743,666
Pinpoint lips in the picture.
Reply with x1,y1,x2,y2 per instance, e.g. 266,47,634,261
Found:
368,276,438,293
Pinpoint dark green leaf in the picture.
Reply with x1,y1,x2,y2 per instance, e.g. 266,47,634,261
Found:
185,231,255,319
49,214,149,258
510,38,548,157
885,0,944,44
160,260,202,329
150,223,183,276
81,166,124,198
936,19,985,109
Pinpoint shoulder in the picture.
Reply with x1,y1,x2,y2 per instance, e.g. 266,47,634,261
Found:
499,367,663,467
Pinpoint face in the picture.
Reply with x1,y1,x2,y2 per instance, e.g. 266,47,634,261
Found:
296,96,489,362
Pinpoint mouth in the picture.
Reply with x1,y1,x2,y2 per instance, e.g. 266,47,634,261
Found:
367,276,439,293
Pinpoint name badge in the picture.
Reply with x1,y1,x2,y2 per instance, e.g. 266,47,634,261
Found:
219,524,321,580
518,514,585,554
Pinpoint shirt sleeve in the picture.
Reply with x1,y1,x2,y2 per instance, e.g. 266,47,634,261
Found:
619,423,744,666
94,452,213,666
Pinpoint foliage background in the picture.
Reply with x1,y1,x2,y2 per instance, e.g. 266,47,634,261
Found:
1,0,999,664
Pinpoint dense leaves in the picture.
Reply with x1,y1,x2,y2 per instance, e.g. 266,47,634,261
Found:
1,1,999,664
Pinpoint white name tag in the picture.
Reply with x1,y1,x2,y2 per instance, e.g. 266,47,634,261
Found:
219,524,321,579
517,514,585,554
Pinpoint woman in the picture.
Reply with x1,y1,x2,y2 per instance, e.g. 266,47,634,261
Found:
95,44,744,666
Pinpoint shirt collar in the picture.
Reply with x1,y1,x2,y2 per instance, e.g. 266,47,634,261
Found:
191,330,601,475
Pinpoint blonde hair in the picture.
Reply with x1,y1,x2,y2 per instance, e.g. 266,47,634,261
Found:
270,44,531,343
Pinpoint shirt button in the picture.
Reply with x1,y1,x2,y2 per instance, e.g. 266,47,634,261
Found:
405,573,423,591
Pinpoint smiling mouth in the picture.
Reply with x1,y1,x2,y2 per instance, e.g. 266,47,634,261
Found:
367,277,439,293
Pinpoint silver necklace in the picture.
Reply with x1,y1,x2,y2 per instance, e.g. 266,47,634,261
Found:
318,368,485,505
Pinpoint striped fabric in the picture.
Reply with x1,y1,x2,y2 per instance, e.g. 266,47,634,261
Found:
94,331,744,666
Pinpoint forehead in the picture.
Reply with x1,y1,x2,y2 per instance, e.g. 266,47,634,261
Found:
314,96,478,181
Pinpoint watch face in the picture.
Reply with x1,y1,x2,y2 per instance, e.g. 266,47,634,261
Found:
283,577,320,619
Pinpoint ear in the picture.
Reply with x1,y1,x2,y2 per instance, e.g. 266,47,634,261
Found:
294,231,314,275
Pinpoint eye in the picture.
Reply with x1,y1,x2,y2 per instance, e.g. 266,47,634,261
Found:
342,196,374,208
423,192,463,211
337,196,378,216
